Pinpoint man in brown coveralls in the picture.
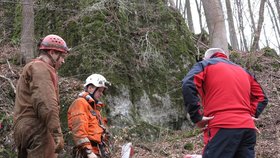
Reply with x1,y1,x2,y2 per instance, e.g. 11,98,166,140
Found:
13,34,69,158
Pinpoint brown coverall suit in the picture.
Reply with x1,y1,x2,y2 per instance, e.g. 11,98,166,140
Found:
13,59,63,158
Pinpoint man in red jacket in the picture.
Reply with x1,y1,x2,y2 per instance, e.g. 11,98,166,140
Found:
182,48,268,158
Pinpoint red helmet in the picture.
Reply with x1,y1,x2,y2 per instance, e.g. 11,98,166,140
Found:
39,34,69,53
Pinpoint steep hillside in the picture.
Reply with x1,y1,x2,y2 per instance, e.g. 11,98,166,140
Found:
1,0,196,139
1,0,279,157
1,45,279,157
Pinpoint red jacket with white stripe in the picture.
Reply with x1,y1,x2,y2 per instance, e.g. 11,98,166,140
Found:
182,53,268,129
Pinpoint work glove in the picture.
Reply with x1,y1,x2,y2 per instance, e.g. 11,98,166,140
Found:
87,152,98,158
83,148,98,158
52,128,64,153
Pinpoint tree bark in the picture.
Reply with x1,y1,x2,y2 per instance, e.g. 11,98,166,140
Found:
267,0,280,52
247,0,256,46
225,0,239,50
275,0,280,22
248,0,256,32
251,0,266,52
202,0,228,54
195,0,203,32
263,25,269,47
179,0,182,12
169,0,176,8
235,0,248,52
185,0,194,32
21,0,34,64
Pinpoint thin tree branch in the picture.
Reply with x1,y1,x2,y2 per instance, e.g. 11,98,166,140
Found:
6,59,15,75
0,75,16,94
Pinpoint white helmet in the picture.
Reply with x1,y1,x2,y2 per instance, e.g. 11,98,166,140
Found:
204,48,228,60
84,74,111,88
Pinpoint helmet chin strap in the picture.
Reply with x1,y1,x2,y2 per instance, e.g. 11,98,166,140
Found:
89,87,99,103
45,51,62,69
45,52,56,67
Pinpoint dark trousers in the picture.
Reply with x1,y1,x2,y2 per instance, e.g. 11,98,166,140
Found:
203,128,256,158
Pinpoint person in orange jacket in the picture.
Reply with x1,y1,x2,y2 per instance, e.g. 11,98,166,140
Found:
13,34,69,158
68,74,111,158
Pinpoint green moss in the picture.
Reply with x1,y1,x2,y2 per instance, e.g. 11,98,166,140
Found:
262,47,278,58
125,121,161,142
167,128,201,142
183,129,201,138
36,0,196,129
0,1,17,44
183,143,194,150
11,2,22,45
271,61,280,70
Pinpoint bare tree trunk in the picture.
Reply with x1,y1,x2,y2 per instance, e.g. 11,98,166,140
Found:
268,0,280,52
263,25,269,47
185,0,194,32
267,0,280,40
169,0,176,8
183,0,187,18
235,0,248,52
195,0,203,32
275,0,280,21
202,0,228,54
248,0,256,32
251,0,266,52
225,0,239,50
21,0,34,64
247,0,256,46
179,0,182,12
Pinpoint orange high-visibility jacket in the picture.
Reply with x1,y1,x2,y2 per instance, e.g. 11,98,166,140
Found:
68,92,105,150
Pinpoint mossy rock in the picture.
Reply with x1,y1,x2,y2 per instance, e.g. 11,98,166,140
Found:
5,0,196,131
60,1,195,130
183,143,194,151
262,47,279,58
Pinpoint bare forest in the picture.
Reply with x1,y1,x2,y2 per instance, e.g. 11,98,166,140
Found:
0,0,280,158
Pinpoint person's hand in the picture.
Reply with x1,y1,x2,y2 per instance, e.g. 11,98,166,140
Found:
87,152,98,158
196,116,214,129
252,117,261,134
53,135,64,153
52,128,64,153
84,148,98,158
252,117,259,121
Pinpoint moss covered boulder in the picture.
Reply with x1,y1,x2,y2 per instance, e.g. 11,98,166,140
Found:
2,0,196,131
55,0,196,130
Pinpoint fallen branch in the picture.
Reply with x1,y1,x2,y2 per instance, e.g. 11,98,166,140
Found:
135,144,152,152
0,75,16,94
6,59,15,75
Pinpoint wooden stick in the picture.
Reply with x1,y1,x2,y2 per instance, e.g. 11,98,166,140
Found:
0,75,16,94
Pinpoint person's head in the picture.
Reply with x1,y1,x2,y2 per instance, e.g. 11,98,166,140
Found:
84,74,111,100
38,34,69,69
204,48,228,60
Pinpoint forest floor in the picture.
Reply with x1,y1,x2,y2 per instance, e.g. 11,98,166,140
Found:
0,44,279,158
